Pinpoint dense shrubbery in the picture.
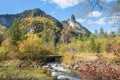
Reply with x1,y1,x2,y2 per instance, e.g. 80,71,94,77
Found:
58,32,120,61
0,39,16,60
0,20,56,62
0,19,120,63
18,34,43,60
0,25,8,44
18,33,54,62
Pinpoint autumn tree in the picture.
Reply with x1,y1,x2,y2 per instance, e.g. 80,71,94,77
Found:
18,34,42,60
0,25,8,44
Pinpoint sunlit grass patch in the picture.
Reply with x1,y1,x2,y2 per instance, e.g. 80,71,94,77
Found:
0,60,56,80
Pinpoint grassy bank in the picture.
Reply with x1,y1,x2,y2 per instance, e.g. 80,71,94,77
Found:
0,60,56,80
61,52,119,66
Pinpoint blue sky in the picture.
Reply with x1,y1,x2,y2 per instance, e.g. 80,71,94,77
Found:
0,0,119,33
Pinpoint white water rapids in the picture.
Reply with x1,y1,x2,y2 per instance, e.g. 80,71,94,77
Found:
44,62,82,80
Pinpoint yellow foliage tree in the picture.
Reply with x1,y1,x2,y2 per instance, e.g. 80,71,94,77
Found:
18,33,43,60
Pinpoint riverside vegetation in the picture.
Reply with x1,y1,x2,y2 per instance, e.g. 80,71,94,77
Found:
0,9,120,80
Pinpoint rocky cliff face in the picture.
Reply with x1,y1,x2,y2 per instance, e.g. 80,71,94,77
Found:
62,15,91,36
0,15,17,27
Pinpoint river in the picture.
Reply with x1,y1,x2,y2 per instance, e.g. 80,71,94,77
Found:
44,62,82,80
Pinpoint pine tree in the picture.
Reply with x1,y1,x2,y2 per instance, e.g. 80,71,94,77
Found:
117,28,120,36
10,20,22,45
89,34,96,53
109,31,116,38
99,28,108,39
94,29,98,37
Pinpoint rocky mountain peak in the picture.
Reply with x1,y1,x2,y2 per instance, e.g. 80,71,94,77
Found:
70,14,76,22
66,15,91,36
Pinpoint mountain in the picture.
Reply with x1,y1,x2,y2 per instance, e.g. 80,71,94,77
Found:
0,9,91,39
0,14,16,28
0,8,62,29
62,15,91,36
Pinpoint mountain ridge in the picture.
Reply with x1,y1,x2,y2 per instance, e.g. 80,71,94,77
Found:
0,8,62,29
0,8,91,37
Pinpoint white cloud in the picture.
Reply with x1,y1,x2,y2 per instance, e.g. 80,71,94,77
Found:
102,0,116,2
94,17,106,25
108,16,120,24
50,0,85,9
41,0,116,9
88,11,102,18
87,17,106,25
88,16,119,25
87,19,93,24
76,18,86,23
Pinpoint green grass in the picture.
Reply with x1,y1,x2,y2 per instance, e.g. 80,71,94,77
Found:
0,66,56,80
0,60,56,80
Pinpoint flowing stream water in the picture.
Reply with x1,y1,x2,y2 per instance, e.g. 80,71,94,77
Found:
44,62,82,80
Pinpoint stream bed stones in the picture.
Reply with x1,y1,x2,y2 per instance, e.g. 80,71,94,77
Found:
63,60,120,80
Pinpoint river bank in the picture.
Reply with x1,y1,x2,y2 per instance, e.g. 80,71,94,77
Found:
62,59,120,80
0,60,57,80
0,59,82,80
0,54,120,80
